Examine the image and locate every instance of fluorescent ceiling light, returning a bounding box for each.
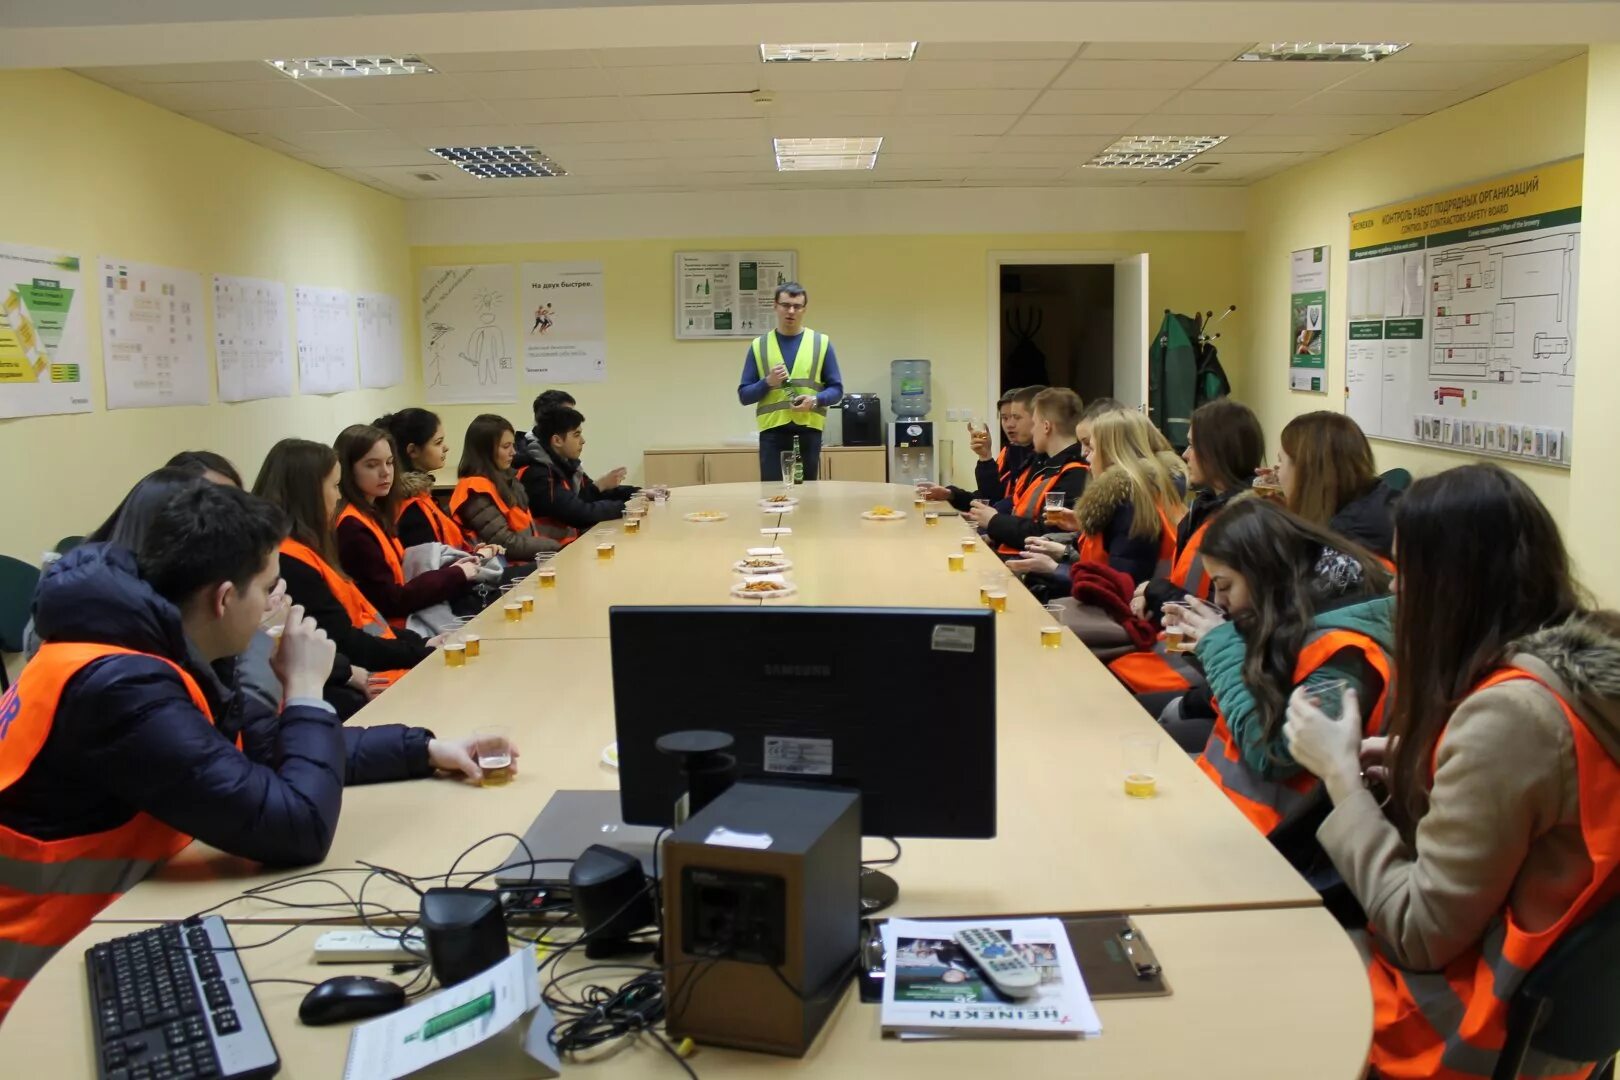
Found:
[1237,42,1408,63]
[773,137,883,171]
[1085,135,1227,170]
[430,146,566,179]
[760,42,917,63]
[267,55,435,79]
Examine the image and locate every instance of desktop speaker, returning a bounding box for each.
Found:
[662,782,861,1057]
[569,844,657,958]
[418,887,508,988]
[839,394,882,447]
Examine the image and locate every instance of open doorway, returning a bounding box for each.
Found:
[999,264,1115,400]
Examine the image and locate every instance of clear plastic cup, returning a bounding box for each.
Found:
[474,727,514,787]
[504,603,523,621]
[444,642,467,667]
[464,634,481,658]
[947,552,965,572]
[1123,734,1160,798]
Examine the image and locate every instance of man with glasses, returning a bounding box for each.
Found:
[737,282,844,480]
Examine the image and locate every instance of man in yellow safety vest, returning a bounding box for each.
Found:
[737,282,845,481]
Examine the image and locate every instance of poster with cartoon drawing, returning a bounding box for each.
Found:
[521,261,606,384]
[419,264,518,404]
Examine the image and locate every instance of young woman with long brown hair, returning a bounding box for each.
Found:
[1266,411,1398,557]
[1285,464,1620,1079]
[449,414,558,562]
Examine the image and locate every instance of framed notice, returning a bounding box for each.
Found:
[1289,247,1329,393]
[675,251,797,340]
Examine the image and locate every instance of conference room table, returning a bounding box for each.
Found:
[0,481,1373,1077]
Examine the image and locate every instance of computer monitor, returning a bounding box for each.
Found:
[609,606,996,839]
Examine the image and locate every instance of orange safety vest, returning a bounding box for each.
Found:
[520,463,581,546]
[1171,517,1217,601]
[1105,512,1222,697]
[449,476,533,534]
[1076,505,1177,581]
[336,505,409,632]
[1365,668,1620,1079]
[1197,628,1392,837]
[0,644,212,1020]
[395,491,468,549]
[278,539,406,688]
[996,460,1089,556]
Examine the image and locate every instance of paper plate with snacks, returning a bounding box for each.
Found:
[730,574,796,599]
[861,505,907,521]
[733,556,794,575]
[684,510,729,523]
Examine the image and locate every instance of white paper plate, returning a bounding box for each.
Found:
[601,742,619,768]
[758,496,799,509]
[861,510,908,521]
[734,558,794,574]
[684,511,729,523]
[759,501,797,513]
[730,574,796,599]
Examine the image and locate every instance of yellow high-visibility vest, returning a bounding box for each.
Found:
[752,328,830,432]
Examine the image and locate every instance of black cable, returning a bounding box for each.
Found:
[646,1025,700,1080]
[863,837,902,869]
[767,954,860,1005]
[443,831,534,888]
[247,978,321,990]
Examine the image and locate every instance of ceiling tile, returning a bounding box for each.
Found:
[1175,152,1312,179]
[612,64,760,95]
[965,166,1067,180]
[184,106,369,134]
[559,138,760,160]
[397,124,539,147]
[645,117,771,141]
[632,94,762,121]
[124,80,334,111]
[352,100,499,128]
[997,133,1113,156]
[76,61,284,84]
[1127,114,1262,136]
[1159,89,1315,114]
[1290,90,1458,115]
[1009,113,1141,136]
[879,152,994,170]
[300,72,477,105]
[1051,60,1221,90]
[668,156,773,174]
[904,60,1068,90]
[450,68,622,100]
[291,145,446,169]
[1078,43,1249,61]
[918,43,1081,61]
[877,114,1018,136]
[276,128,425,154]
[523,121,659,144]
[899,89,1041,115]
[491,97,636,124]
[771,91,900,117]
[760,62,909,92]
[1031,88,1178,114]
[236,132,309,156]
[1384,45,1571,64]
[592,46,760,67]
[1214,132,1361,154]
[1243,112,1408,136]
[1190,61,1362,91]
[423,50,599,72]
[880,133,1002,154]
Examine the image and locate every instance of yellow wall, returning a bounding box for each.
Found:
[0,70,416,563]
[413,232,1245,486]
[1239,57,1589,533]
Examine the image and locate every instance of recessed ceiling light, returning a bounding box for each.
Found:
[266,55,436,79]
[773,137,883,171]
[760,42,917,63]
[429,146,567,179]
[1236,42,1408,63]
[1085,135,1227,170]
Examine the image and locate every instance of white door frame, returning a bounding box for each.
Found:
[985,249,1136,423]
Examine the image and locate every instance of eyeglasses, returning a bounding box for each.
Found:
[775,301,806,312]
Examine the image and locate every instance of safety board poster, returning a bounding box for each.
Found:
[0,241,91,418]
[1345,158,1580,467]
[675,251,796,340]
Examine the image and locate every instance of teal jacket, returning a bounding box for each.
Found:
[1196,595,1395,780]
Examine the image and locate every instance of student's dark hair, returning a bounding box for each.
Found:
[90,468,212,549]
[458,414,527,507]
[997,388,1020,407]
[1386,465,1590,843]
[1188,398,1265,494]
[1200,500,1392,763]
[1031,387,1084,434]
[532,389,576,422]
[1010,384,1047,410]
[1080,396,1127,422]
[1280,411,1379,530]
[538,405,585,449]
[774,282,807,304]
[137,483,288,604]
[165,450,244,488]
[335,423,399,534]
[252,438,344,570]
[375,408,442,471]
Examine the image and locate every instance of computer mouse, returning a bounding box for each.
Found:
[298,975,407,1026]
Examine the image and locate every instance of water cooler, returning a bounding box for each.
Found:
[887,359,935,484]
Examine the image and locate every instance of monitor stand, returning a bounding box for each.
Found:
[859,868,899,914]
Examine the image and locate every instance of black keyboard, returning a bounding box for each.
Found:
[85,916,279,1080]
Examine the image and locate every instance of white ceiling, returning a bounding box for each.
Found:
[74,41,1585,199]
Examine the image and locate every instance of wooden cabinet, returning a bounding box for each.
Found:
[820,446,887,482]
[643,451,706,488]
[703,451,761,484]
[644,445,886,485]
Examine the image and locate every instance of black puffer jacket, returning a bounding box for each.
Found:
[1328,481,1398,558]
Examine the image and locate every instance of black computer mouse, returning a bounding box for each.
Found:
[298,975,407,1026]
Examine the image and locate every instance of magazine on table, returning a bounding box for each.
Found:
[878,917,1102,1039]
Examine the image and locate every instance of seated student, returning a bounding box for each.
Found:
[968,387,1089,555]
[332,423,478,626]
[449,415,560,563]
[1109,398,1266,708]
[1283,465,1620,1080]
[253,439,435,680]
[925,385,1043,511]
[519,405,625,542]
[1163,500,1392,919]
[518,389,637,501]
[375,408,486,552]
[1266,411,1398,558]
[1074,396,1126,465]
[165,449,243,487]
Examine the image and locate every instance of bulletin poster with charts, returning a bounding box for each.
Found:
[675,251,796,339]
[99,258,209,409]
[213,274,293,402]
[419,264,518,404]
[356,292,404,389]
[294,285,358,395]
[1345,157,1581,467]
[0,241,91,418]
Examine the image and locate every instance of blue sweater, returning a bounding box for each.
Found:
[737,330,844,408]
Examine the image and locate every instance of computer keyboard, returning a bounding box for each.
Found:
[85,915,280,1080]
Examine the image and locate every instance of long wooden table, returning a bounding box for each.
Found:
[0,481,1372,1076]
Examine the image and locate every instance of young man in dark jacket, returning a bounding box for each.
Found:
[970,387,1090,555]
[520,404,631,536]
[516,389,638,503]
[924,386,1042,513]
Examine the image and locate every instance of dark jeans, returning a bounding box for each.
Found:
[759,424,822,481]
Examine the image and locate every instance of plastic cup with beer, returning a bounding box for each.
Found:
[1122,734,1160,798]
[1041,625,1065,648]
[986,587,1008,614]
[960,537,977,555]
[1043,491,1067,527]
[474,726,515,787]
[597,542,616,560]
[464,633,481,658]
[519,595,535,614]
[947,551,965,572]
[503,602,523,622]
[1162,602,1193,653]
[624,516,641,534]
[444,641,467,667]
[924,512,940,527]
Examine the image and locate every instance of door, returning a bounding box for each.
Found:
[1113,253,1150,415]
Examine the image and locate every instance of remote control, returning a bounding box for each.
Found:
[953,927,1042,998]
[312,928,425,964]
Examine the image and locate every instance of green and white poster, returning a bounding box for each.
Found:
[1289,246,1329,394]
[0,241,91,418]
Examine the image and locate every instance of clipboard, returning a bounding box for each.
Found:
[857,913,1170,1004]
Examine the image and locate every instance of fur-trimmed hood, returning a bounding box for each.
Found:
[1509,613,1620,761]
[1073,453,1185,535]
[394,469,436,500]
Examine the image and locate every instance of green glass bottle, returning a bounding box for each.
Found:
[792,435,804,485]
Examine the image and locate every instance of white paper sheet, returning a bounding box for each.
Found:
[521,261,606,383]
[295,284,357,395]
[98,258,209,409]
[420,264,518,404]
[213,274,292,402]
[357,292,404,389]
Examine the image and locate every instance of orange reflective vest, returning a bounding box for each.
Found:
[1077,505,1177,581]
[996,460,1089,556]
[278,539,406,688]
[449,476,533,534]
[0,644,211,1020]
[1106,513,1222,697]
[336,505,408,632]
[1171,517,1216,601]
[1365,668,1620,1080]
[1197,628,1392,837]
[395,491,468,549]
[520,464,580,546]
